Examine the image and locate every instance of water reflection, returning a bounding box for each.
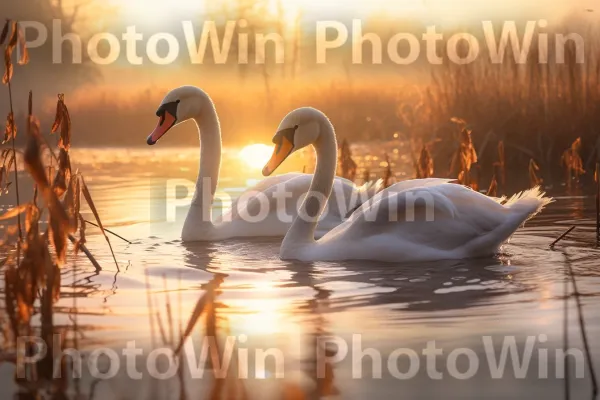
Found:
[2,148,600,399]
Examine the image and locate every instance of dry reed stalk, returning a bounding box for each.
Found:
[449,124,478,187]
[561,138,585,188]
[0,27,125,397]
[174,275,224,355]
[496,141,506,191]
[382,153,393,188]
[83,218,131,244]
[44,94,126,270]
[67,233,101,272]
[563,256,570,400]
[176,272,188,400]
[2,21,23,260]
[529,159,542,187]
[163,274,175,346]
[486,175,498,197]
[594,162,600,242]
[563,253,599,398]
[0,20,9,46]
[81,177,119,270]
[24,116,74,266]
[337,139,357,181]
[415,145,434,179]
[144,270,157,349]
[550,226,576,248]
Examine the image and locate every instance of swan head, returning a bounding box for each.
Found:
[147,86,207,145]
[262,107,326,176]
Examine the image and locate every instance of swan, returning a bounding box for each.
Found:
[146,86,379,241]
[262,107,553,262]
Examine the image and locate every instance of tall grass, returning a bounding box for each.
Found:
[412,24,600,185]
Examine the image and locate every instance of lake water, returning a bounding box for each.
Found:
[1,147,599,399]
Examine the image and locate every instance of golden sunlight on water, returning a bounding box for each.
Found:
[239,144,275,170]
[1,146,600,398]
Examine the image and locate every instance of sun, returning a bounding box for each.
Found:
[239,144,274,170]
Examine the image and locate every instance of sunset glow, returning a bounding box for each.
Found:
[239,144,274,169]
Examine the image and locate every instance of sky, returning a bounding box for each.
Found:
[70,0,597,85]
[19,0,599,112]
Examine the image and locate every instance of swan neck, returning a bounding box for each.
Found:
[192,104,222,210]
[287,119,337,243]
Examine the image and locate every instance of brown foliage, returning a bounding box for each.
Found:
[52,148,71,197]
[561,137,585,185]
[51,94,72,151]
[415,145,434,179]
[24,116,75,265]
[450,126,478,187]
[2,111,15,143]
[2,20,17,84]
[16,24,28,66]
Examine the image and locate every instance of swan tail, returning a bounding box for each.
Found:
[462,187,552,257]
[504,186,553,220]
[363,179,384,198]
[354,179,384,205]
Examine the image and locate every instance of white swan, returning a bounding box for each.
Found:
[262,107,553,262]
[146,86,379,241]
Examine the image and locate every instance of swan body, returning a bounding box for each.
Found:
[263,107,552,262]
[146,87,379,241]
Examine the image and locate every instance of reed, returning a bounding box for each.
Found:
[0,26,125,397]
[382,153,393,188]
[2,20,28,260]
[550,226,576,248]
[337,138,357,181]
[562,252,599,398]
[414,144,434,179]
[449,123,478,189]
[561,138,585,188]
[486,175,498,197]
[594,161,600,242]
[529,159,542,188]
[415,27,600,184]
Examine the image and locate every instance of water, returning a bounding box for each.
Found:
[1,147,599,399]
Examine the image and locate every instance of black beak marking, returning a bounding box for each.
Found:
[272,125,298,152]
[156,100,180,120]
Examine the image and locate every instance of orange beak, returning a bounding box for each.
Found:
[147,111,177,145]
[262,135,295,176]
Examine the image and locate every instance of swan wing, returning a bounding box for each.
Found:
[326,184,509,251]
[385,178,456,193]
